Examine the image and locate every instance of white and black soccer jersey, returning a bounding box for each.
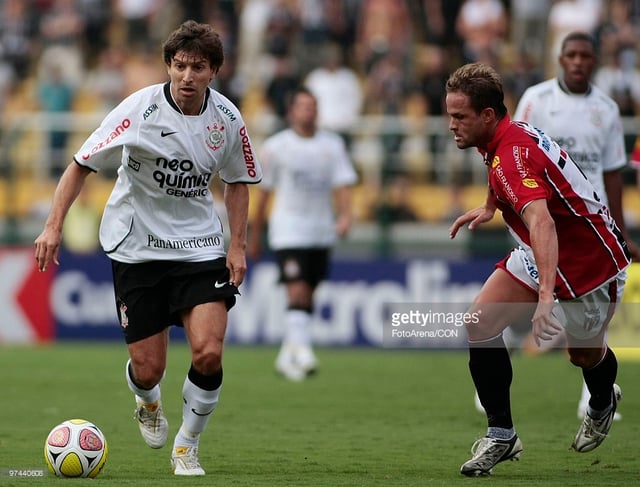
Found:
[259,129,357,249]
[74,82,262,263]
[514,79,626,206]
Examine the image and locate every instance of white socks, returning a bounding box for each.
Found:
[285,309,312,348]
[126,359,161,405]
[174,376,221,448]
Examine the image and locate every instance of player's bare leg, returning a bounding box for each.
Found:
[171,301,227,476]
[127,330,169,449]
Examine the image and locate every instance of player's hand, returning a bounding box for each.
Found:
[449,206,495,239]
[531,299,564,347]
[226,244,247,287]
[335,214,352,238]
[34,228,62,272]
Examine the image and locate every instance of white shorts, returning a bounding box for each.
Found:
[501,247,627,340]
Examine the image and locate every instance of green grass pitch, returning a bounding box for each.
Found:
[0,343,638,486]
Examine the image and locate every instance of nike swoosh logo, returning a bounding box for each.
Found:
[191,407,215,417]
[214,281,227,288]
[161,130,178,137]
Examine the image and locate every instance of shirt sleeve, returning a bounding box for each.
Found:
[330,134,358,187]
[492,146,550,215]
[218,121,263,184]
[73,99,137,171]
[601,110,627,172]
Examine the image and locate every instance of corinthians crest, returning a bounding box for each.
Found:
[206,121,225,151]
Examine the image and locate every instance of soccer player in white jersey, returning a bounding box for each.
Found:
[446,63,628,476]
[34,21,262,476]
[512,31,639,419]
[248,87,357,381]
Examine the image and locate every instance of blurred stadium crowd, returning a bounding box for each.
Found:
[1,0,640,234]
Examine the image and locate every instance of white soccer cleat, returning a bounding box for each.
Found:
[275,347,306,382]
[295,346,318,376]
[577,406,621,421]
[134,400,168,449]
[460,435,523,476]
[572,384,622,453]
[275,343,318,381]
[172,446,205,476]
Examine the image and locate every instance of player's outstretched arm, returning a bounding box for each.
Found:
[521,199,563,346]
[449,188,496,239]
[34,163,92,272]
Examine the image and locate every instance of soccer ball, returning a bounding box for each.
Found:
[44,419,108,478]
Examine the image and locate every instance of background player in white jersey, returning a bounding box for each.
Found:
[34,20,262,476]
[447,62,628,476]
[515,31,639,260]
[512,31,639,419]
[248,87,357,381]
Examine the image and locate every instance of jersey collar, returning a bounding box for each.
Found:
[557,77,592,96]
[163,82,210,115]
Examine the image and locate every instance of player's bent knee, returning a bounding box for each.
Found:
[192,349,222,376]
[132,364,165,388]
[568,349,602,369]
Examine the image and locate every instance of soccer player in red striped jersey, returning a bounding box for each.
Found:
[511,31,635,421]
[446,62,629,476]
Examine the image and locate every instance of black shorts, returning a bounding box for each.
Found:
[111,258,238,343]
[274,248,330,288]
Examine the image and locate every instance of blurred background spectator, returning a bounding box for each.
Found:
[455,0,509,66]
[37,0,86,88]
[546,0,603,76]
[0,0,36,86]
[304,42,363,148]
[36,62,76,178]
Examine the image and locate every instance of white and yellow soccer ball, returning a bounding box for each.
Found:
[44,419,108,478]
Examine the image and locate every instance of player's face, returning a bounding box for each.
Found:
[446,92,488,150]
[559,39,596,93]
[288,93,317,135]
[167,51,216,115]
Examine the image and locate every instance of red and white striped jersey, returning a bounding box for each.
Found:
[482,116,630,299]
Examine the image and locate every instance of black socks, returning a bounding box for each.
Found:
[583,347,617,412]
[469,335,514,429]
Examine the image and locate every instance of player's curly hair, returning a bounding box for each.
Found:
[162,20,224,71]
[446,63,508,118]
